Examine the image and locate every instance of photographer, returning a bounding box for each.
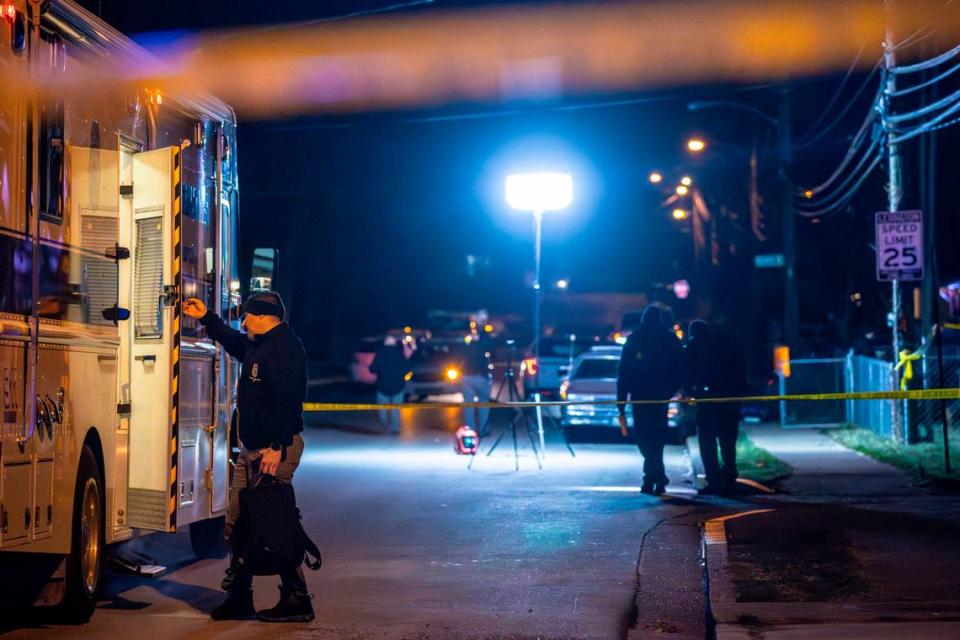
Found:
[183,291,313,623]
[460,333,493,436]
[370,335,416,434]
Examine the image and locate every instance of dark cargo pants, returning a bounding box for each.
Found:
[696,406,740,489]
[225,434,307,594]
[631,404,670,489]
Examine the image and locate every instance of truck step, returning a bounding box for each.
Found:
[107,549,167,578]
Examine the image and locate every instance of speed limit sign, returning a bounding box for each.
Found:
[876,210,923,281]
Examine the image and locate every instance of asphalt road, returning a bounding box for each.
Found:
[3,403,714,640]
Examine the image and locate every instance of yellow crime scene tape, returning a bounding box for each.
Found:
[303,387,960,412]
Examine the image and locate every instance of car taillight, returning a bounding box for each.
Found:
[522,358,538,376]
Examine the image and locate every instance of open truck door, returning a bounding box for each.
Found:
[118,141,229,544]
[118,145,183,532]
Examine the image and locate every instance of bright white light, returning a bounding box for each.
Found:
[506,172,573,212]
[648,171,663,184]
[555,278,569,290]
[680,175,693,187]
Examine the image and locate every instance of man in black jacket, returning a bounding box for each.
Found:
[685,320,746,494]
[370,335,414,434]
[183,291,313,623]
[616,306,683,495]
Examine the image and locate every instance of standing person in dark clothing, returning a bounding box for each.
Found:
[183,291,314,623]
[460,333,493,435]
[370,335,415,434]
[617,306,684,495]
[685,320,746,495]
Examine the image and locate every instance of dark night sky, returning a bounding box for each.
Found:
[77,0,960,360]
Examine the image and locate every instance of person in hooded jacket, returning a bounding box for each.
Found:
[616,306,684,494]
[685,320,746,494]
[183,291,313,623]
[370,335,416,434]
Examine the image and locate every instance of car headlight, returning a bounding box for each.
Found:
[446,367,460,381]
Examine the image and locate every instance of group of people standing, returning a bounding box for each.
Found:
[617,306,746,496]
[370,332,494,435]
[370,305,745,495]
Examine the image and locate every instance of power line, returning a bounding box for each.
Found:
[796,61,883,148]
[887,87,960,123]
[799,132,883,207]
[890,97,960,143]
[794,46,865,142]
[889,58,960,97]
[891,42,960,74]
[800,103,880,197]
[795,154,882,218]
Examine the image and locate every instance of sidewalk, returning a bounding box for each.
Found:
[744,423,919,497]
[705,423,960,639]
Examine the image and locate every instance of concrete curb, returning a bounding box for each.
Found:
[702,507,960,639]
[702,509,775,640]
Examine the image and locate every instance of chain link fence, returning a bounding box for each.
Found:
[779,358,849,429]
[910,348,960,443]
[779,350,956,442]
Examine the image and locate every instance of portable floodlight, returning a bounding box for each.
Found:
[454,425,480,455]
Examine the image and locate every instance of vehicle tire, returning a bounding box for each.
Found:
[60,445,104,623]
[189,516,228,560]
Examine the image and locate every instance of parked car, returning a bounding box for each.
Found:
[559,347,693,441]
[350,330,429,386]
[406,338,468,401]
[349,337,383,385]
[522,334,612,400]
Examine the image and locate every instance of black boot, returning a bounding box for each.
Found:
[220,558,245,592]
[210,588,255,620]
[257,586,315,623]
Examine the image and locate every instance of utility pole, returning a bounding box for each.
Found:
[779,88,798,347]
[883,5,907,444]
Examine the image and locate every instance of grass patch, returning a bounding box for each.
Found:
[828,425,960,492]
[736,433,792,485]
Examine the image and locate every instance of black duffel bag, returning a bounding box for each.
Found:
[234,475,322,576]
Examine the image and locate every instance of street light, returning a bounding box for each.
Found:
[506,171,573,457]
[648,171,663,184]
[675,184,689,196]
[672,207,689,221]
[680,175,693,187]
[687,138,706,153]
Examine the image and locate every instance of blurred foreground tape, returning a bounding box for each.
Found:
[13,0,960,118]
[303,387,960,412]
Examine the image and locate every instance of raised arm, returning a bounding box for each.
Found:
[183,297,249,361]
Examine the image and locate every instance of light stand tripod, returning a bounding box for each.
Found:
[469,342,541,471]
